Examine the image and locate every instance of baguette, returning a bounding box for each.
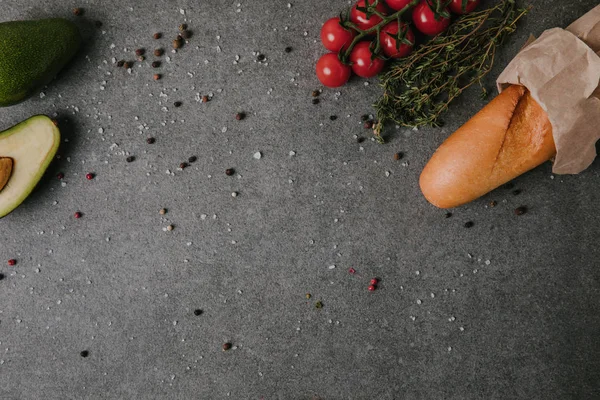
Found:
[419,85,556,208]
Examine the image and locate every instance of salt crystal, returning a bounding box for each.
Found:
[253,151,262,160]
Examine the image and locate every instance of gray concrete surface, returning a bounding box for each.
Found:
[1,0,599,399]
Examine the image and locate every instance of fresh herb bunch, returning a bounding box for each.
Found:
[373,0,529,140]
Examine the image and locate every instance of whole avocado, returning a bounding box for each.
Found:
[0,18,81,107]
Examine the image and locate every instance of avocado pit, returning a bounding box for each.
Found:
[0,157,13,192]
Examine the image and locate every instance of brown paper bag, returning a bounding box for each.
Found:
[497,5,600,174]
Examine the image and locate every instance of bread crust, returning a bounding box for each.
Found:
[419,85,556,208]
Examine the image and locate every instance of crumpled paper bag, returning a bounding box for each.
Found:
[497,4,600,174]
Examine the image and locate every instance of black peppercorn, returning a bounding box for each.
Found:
[364,121,373,129]
[154,48,164,57]
[179,162,188,169]
[126,156,135,163]
[151,61,161,68]
[445,212,452,218]
[222,342,232,351]
[116,60,125,67]
[512,189,521,196]
[311,90,320,97]
[146,137,156,144]
[394,152,403,160]
[174,101,182,107]
[361,114,370,121]
[193,309,203,316]
[284,47,292,53]
[235,112,245,121]
[0,273,4,280]
[514,206,527,216]
[329,115,337,121]
[181,30,192,39]
[135,48,145,56]
[153,32,162,39]
[257,54,265,62]
[464,221,474,228]
[357,137,365,143]
[312,98,320,105]
[188,156,197,163]
[80,350,89,358]
[225,168,235,176]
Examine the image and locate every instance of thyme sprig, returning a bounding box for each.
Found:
[373,0,529,141]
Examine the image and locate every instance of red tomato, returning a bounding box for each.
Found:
[385,0,415,11]
[449,0,480,14]
[350,0,389,30]
[349,41,385,78]
[380,22,415,58]
[412,0,450,36]
[316,53,352,87]
[320,17,357,52]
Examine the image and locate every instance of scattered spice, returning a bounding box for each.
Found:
[179,162,187,169]
[153,74,162,81]
[202,95,209,103]
[193,309,203,316]
[285,46,293,53]
[159,208,167,215]
[312,99,320,105]
[445,212,453,218]
[357,137,365,143]
[188,156,197,163]
[394,152,404,160]
[361,114,370,121]
[173,38,183,49]
[123,61,133,69]
[116,60,125,67]
[222,342,232,351]
[315,301,323,309]
[135,48,145,56]
[72,8,83,16]
[368,285,377,291]
[154,48,164,57]
[0,273,4,280]
[329,115,337,121]
[231,191,238,198]
[370,278,379,285]
[514,206,527,216]
[178,23,188,31]
[51,119,59,127]
[364,121,373,129]
[305,293,311,299]
[126,156,135,162]
[512,189,521,196]
[80,350,89,358]
[85,173,94,180]
[174,101,182,107]
[311,90,320,97]
[464,221,474,228]
[151,61,161,68]
[137,55,145,62]
[181,30,192,39]
[57,172,65,180]
[153,32,162,39]
[166,224,174,231]
[225,168,235,176]
[146,137,156,144]
[256,54,265,62]
[490,200,498,207]
[74,211,82,219]
[348,268,356,274]
[7,259,16,266]
[235,112,245,121]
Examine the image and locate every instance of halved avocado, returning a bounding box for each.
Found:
[0,115,60,218]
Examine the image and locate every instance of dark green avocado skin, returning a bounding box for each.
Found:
[0,18,81,107]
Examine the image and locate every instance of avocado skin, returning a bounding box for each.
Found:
[0,18,81,107]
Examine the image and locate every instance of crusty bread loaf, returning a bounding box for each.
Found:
[419,85,556,208]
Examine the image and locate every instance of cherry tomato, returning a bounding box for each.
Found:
[385,0,415,11]
[349,41,386,78]
[449,0,480,14]
[316,53,352,88]
[320,17,357,53]
[380,22,415,58]
[350,0,389,30]
[412,0,450,36]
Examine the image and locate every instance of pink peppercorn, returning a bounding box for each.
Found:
[368,284,377,292]
[74,212,82,219]
[348,268,356,274]
[57,172,65,180]
[370,278,378,285]
[7,259,16,266]
[85,173,94,180]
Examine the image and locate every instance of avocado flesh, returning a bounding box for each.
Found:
[0,115,60,217]
[0,18,81,107]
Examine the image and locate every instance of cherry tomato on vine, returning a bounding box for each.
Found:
[412,0,450,36]
[349,41,386,78]
[316,53,352,88]
[321,17,357,52]
[449,0,480,14]
[380,22,415,58]
[350,0,389,31]
[385,0,415,11]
